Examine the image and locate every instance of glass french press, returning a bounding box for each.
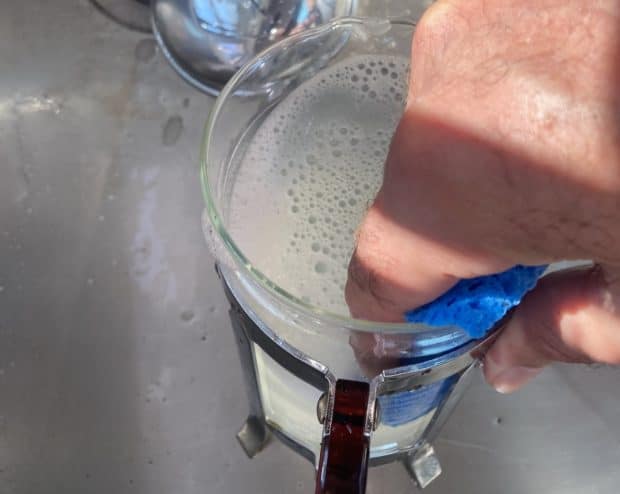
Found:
[201,18,499,492]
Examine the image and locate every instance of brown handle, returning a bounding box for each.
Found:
[315,380,370,494]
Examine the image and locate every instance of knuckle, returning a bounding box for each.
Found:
[367,269,401,312]
[417,1,469,41]
[347,252,371,294]
[418,1,453,34]
[347,245,400,312]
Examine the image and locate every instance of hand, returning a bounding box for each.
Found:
[345,0,620,392]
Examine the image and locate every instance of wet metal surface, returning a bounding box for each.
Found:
[1,1,619,493]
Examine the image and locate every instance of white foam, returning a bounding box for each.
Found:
[228,55,408,315]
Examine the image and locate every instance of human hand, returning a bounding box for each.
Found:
[346,0,620,392]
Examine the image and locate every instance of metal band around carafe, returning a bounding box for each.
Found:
[220,263,500,434]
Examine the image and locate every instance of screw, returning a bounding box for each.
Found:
[317,392,328,424]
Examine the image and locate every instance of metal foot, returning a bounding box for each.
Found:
[405,442,442,489]
[236,415,270,458]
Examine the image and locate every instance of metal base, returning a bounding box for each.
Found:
[151,0,358,96]
[236,416,443,490]
[237,415,271,458]
[405,442,442,489]
[220,266,444,489]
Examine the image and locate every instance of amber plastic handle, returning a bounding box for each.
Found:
[315,380,370,494]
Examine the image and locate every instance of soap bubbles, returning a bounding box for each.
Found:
[229,54,409,314]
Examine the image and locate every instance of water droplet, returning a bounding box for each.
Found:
[181,309,194,321]
[312,242,321,252]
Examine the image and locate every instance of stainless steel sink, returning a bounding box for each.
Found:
[1,1,619,493]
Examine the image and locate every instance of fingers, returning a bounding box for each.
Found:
[484,264,620,393]
[345,202,461,322]
[344,178,511,322]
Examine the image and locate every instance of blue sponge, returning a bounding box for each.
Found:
[405,265,547,338]
[377,265,546,428]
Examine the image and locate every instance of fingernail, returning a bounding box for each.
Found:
[490,366,542,394]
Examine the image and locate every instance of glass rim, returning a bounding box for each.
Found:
[200,17,459,334]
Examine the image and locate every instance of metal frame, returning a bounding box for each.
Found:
[218,265,497,487]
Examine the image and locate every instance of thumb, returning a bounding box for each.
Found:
[484,264,620,394]
[345,203,460,322]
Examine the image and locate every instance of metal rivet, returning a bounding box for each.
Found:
[317,392,328,424]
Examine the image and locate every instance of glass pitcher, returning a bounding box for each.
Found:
[201,17,500,492]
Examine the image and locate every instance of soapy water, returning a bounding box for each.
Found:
[229,55,409,316]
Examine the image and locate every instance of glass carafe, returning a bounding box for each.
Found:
[201,18,499,492]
